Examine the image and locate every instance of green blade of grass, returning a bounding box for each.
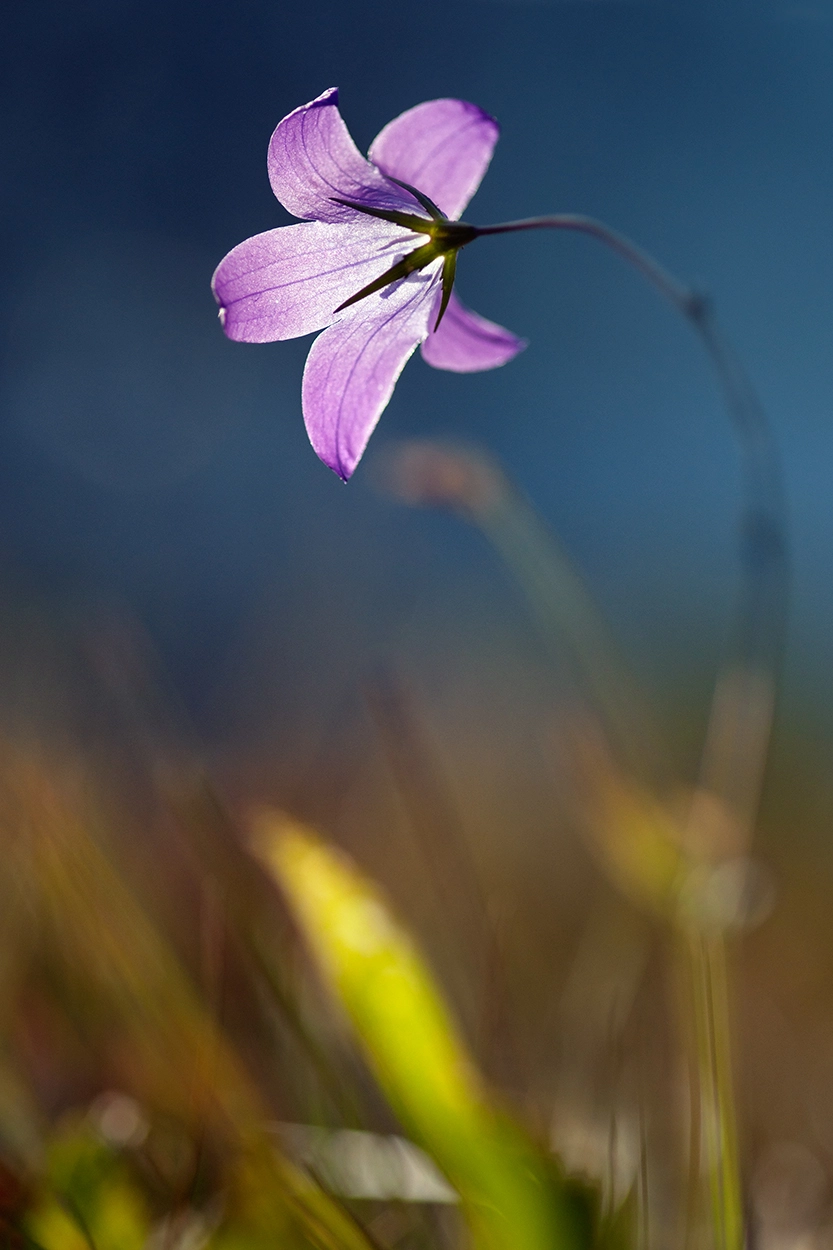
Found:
[255,814,594,1250]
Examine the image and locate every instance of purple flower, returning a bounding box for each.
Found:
[212,88,525,480]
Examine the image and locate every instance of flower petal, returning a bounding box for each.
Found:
[368,99,499,221]
[302,269,440,480]
[268,87,422,225]
[420,290,526,373]
[212,220,425,343]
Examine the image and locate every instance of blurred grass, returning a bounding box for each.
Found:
[255,814,602,1250]
[0,438,826,1247]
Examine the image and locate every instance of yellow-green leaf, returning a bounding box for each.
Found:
[255,814,592,1250]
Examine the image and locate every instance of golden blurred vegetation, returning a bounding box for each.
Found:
[0,443,829,1249]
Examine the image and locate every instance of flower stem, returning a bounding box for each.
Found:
[479,212,789,1250]
[476,215,695,314]
[477,211,788,848]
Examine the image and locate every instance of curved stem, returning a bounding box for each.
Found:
[477,212,789,1250]
[476,212,789,846]
[476,215,695,314]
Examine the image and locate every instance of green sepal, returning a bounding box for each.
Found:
[333,240,440,313]
[329,198,435,234]
[384,175,447,221]
[434,251,457,331]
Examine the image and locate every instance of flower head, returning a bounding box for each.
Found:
[212,88,525,480]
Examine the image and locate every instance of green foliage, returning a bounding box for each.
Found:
[23,1117,150,1250]
[257,816,611,1250]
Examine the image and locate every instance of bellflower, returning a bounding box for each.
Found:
[212,88,525,480]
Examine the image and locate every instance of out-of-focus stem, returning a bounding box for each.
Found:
[683,929,743,1250]
[381,440,663,785]
[477,484,660,783]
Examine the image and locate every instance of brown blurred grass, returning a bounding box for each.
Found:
[0,456,827,1247]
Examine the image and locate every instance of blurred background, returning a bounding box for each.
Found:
[3,0,833,1245]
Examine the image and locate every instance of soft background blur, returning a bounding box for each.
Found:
[3,0,833,1239]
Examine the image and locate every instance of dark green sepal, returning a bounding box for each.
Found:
[330,198,435,234]
[434,251,457,331]
[383,176,446,221]
[333,240,440,313]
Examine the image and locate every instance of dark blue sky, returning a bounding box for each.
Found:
[2,0,833,747]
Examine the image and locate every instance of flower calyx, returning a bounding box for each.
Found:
[330,180,479,330]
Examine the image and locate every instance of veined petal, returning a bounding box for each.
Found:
[268,87,422,225]
[368,99,499,221]
[212,220,424,343]
[420,290,526,373]
[303,269,440,480]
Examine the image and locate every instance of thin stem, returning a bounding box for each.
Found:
[476,211,788,846]
[475,480,660,782]
[476,212,789,1250]
[684,929,744,1250]
[475,215,695,314]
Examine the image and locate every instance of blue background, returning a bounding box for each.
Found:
[2,0,832,774]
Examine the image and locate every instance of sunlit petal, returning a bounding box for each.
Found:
[212,220,422,342]
[268,88,421,224]
[369,99,499,221]
[420,290,525,372]
[302,268,440,480]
